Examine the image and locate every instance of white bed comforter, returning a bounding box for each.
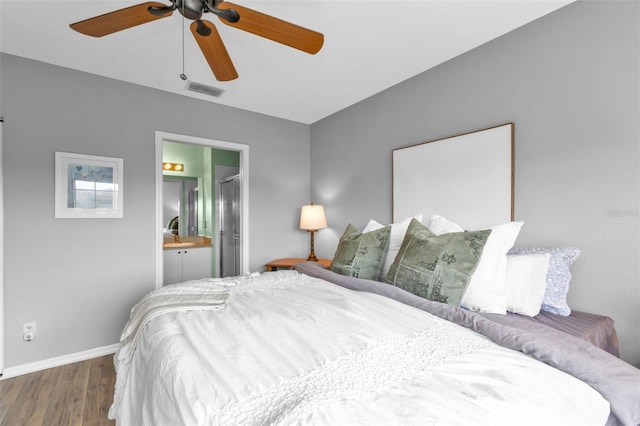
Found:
[110,271,610,426]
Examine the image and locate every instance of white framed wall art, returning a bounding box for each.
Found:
[55,151,124,218]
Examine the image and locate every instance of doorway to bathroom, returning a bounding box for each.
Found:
[155,131,249,288]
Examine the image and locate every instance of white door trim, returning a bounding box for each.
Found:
[155,131,250,288]
[0,118,5,374]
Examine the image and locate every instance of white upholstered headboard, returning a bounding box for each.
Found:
[393,123,514,229]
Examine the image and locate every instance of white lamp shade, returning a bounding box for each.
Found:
[299,204,327,230]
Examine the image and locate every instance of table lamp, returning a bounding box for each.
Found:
[299,202,327,261]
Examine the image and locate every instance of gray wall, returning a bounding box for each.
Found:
[310,1,640,366]
[1,53,311,367]
[2,0,638,371]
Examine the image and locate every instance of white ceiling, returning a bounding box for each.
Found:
[1,0,572,124]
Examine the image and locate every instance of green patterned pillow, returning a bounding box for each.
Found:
[384,219,491,306]
[330,224,391,280]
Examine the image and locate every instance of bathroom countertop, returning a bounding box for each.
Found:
[163,236,212,250]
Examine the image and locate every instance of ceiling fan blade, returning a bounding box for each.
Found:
[191,20,238,81]
[70,2,173,37]
[216,2,323,54]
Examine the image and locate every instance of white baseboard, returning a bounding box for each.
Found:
[0,343,119,380]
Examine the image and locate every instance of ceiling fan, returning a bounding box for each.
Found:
[70,0,324,81]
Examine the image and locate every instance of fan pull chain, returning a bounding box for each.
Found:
[180,3,187,81]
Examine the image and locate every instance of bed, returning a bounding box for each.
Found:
[108,268,639,425]
[296,262,639,421]
[109,124,639,425]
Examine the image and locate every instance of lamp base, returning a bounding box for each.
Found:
[306,230,319,262]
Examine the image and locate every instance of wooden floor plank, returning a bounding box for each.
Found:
[0,355,116,426]
[59,360,91,426]
[97,357,116,422]
[4,370,42,425]
[82,356,105,423]
[42,361,76,426]
[0,373,26,424]
[22,367,59,426]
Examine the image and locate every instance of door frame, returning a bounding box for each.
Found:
[0,118,5,374]
[155,131,250,288]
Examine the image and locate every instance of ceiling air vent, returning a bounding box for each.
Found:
[186,81,225,98]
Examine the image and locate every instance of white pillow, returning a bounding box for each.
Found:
[364,214,423,280]
[505,253,551,317]
[427,214,464,235]
[426,214,523,314]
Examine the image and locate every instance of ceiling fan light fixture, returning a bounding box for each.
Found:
[69,0,323,81]
[176,0,204,20]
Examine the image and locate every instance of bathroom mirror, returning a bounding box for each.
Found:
[163,176,200,237]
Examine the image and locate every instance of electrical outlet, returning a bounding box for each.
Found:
[23,322,36,342]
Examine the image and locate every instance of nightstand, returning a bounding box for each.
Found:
[266,258,331,272]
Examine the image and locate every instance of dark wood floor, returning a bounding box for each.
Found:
[0,354,116,426]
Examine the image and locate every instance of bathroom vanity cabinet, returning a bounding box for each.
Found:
[163,246,212,285]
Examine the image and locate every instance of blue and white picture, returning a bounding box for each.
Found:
[67,163,115,209]
[55,152,123,218]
